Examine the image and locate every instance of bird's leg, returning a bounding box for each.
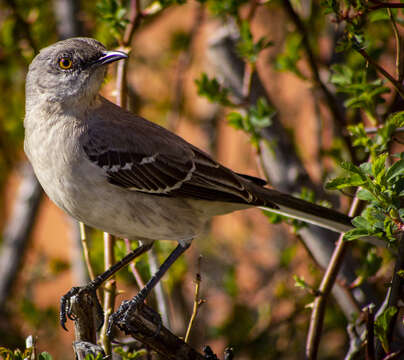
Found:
[60,242,153,330]
[107,242,191,336]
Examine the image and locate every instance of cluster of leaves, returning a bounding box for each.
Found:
[228,98,276,147]
[326,113,404,243]
[195,73,235,107]
[374,306,398,353]
[274,33,305,79]
[331,64,390,123]
[0,347,52,360]
[237,21,273,63]
[96,0,129,41]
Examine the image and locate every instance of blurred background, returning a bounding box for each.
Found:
[0,0,402,359]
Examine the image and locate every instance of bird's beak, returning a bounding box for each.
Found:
[92,50,128,66]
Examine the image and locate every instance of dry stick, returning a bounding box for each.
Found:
[184,256,205,343]
[100,233,117,356]
[305,194,361,360]
[80,222,96,281]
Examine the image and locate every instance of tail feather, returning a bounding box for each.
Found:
[255,187,353,233]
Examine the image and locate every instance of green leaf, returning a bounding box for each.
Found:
[372,153,387,181]
[340,160,366,179]
[343,228,371,241]
[39,352,53,360]
[386,159,404,182]
[325,174,366,189]
[357,189,377,202]
[195,73,233,106]
[352,215,372,231]
[227,112,244,130]
[374,306,398,353]
[293,275,313,293]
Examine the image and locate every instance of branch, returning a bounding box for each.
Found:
[184,256,205,343]
[116,303,206,360]
[305,194,362,360]
[99,233,117,355]
[375,232,404,357]
[283,0,347,128]
[355,47,404,100]
[369,2,404,10]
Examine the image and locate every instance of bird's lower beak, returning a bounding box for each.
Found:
[93,50,128,66]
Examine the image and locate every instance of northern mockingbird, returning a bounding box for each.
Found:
[25,37,353,334]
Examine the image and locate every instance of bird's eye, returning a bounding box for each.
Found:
[59,58,73,70]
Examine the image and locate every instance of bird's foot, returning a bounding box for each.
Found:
[60,285,103,331]
[107,294,162,338]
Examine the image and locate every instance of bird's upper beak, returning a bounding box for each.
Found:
[92,50,128,66]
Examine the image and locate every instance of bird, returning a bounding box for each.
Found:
[24,37,354,334]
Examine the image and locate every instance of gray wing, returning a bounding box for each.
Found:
[82,97,270,205]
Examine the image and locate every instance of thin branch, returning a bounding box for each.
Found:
[364,127,404,134]
[387,8,403,83]
[355,47,404,100]
[99,233,117,356]
[364,304,376,360]
[369,2,404,11]
[148,247,171,328]
[124,238,145,289]
[283,0,347,128]
[184,256,205,343]
[80,222,96,282]
[306,194,362,360]
[123,0,143,46]
[382,233,404,351]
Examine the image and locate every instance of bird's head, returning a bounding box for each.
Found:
[25,37,127,109]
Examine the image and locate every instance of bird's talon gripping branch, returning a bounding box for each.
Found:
[59,285,104,331]
[107,295,146,337]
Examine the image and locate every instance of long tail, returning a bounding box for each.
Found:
[255,187,353,233]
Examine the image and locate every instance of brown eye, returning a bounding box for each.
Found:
[59,58,73,70]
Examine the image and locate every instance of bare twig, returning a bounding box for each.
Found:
[387,9,403,83]
[148,247,171,328]
[356,47,404,100]
[375,232,404,357]
[364,304,376,360]
[184,256,205,343]
[80,222,96,282]
[100,233,117,356]
[306,194,362,360]
[364,127,404,134]
[369,2,404,11]
[124,238,146,289]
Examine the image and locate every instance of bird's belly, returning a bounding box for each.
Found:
[46,168,203,243]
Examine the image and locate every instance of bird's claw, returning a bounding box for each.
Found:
[107,293,162,338]
[60,285,103,331]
